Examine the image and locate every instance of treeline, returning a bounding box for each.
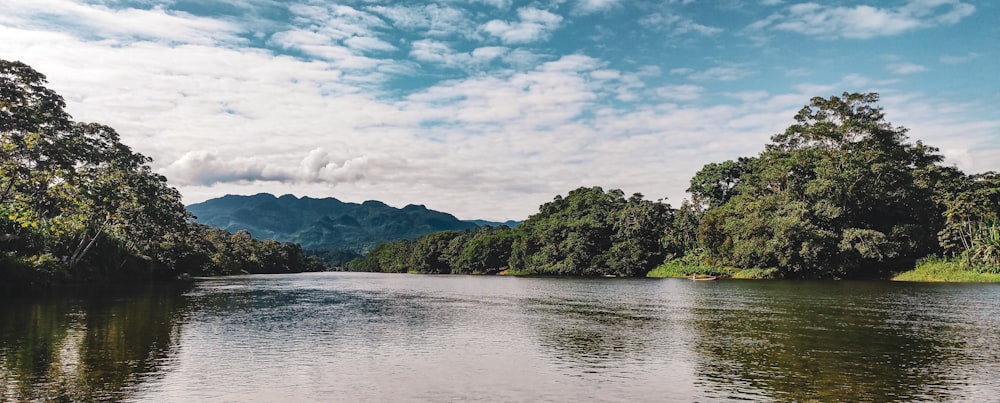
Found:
[350,92,999,279]
[1,60,323,287]
[347,187,696,276]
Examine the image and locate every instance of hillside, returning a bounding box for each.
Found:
[187,193,487,254]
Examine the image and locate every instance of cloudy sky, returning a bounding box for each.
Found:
[1,0,997,220]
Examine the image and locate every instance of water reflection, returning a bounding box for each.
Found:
[0,286,188,401]
[688,281,971,401]
[515,278,695,391]
[5,274,1000,402]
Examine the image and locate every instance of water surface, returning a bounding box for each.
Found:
[2,273,999,401]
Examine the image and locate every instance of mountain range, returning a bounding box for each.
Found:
[186,193,517,255]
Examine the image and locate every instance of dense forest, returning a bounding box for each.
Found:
[1,60,324,288]
[349,93,999,279]
[3,60,997,284]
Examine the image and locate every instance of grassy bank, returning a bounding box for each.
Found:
[892,257,1000,283]
[646,260,778,279]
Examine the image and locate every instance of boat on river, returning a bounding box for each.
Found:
[690,275,717,281]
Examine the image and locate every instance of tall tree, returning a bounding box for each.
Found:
[700,92,948,278]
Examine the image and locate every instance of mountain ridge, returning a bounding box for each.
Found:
[186,193,518,255]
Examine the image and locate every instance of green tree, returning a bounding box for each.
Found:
[1,59,324,285]
[453,226,515,274]
[700,92,948,278]
[409,231,464,274]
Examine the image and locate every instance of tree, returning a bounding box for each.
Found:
[937,172,1000,270]
[688,158,751,208]
[453,226,515,274]
[607,193,672,276]
[2,59,326,285]
[699,92,948,278]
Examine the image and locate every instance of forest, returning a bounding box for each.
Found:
[348,93,999,280]
[1,60,324,288]
[3,59,997,285]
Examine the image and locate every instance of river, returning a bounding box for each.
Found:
[2,272,999,401]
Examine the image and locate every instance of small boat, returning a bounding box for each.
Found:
[690,275,717,281]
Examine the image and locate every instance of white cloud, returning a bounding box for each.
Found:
[575,0,623,15]
[410,39,469,67]
[344,36,397,53]
[368,4,477,39]
[939,52,981,64]
[409,41,521,71]
[482,7,563,44]
[752,0,975,39]
[0,0,244,45]
[1,2,996,221]
[655,84,704,101]
[673,64,754,81]
[886,62,927,75]
[640,13,723,36]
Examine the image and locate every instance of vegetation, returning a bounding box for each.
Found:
[345,225,515,275]
[3,59,996,283]
[893,256,1000,283]
[1,60,324,288]
[350,187,683,277]
[186,193,481,264]
[350,92,998,280]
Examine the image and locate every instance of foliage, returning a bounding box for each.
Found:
[186,193,479,255]
[892,256,1000,283]
[508,187,673,276]
[349,187,678,277]
[646,258,717,278]
[345,239,414,273]
[935,172,1000,271]
[452,226,516,274]
[696,92,949,278]
[1,59,323,287]
[730,267,780,280]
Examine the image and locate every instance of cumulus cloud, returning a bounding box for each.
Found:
[368,4,477,39]
[482,7,563,44]
[162,151,290,186]
[751,0,975,39]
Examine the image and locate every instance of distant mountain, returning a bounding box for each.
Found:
[187,193,482,254]
[463,219,521,228]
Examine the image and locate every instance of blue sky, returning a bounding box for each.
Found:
[1,0,997,220]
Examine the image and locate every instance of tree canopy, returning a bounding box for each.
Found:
[4,59,995,283]
[1,60,324,287]
[349,92,998,279]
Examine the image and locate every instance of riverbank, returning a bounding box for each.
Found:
[892,257,1000,283]
[645,260,778,279]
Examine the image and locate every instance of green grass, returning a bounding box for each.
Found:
[646,259,778,280]
[646,260,714,278]
[729,267,779,279]
[893,257,1000,283]
[497,268,535,276]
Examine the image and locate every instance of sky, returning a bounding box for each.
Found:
[1,0,998,220]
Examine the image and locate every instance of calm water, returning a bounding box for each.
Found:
[3,273,1000,402]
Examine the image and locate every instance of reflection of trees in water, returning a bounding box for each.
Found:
[0,286,189,401]
[522,295,665,373]
[689,282,967,401]
[186,280,457,349]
